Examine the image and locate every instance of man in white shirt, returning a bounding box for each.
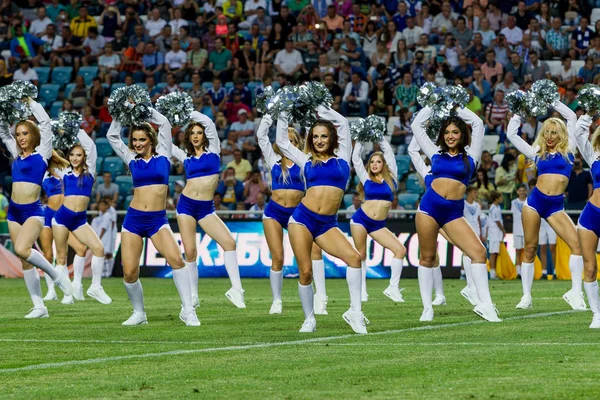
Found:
[500,15,523,47]
[342,72,369,117]
[345,194,361,215]
[30,7,53,37]
[243,0,267,17]
[13,59,39,85]
[274,40,304,78]
[169,8,188,36]
[229,109,254,138]
[98,43,121,84]
[416,34,437,64]
[41,24,63,65]
[145,8,167,39]
[401,16,424,50]
[431,1,457,39]
[82,27,106,66]
[165,37,188,81]
[91,198,118,277]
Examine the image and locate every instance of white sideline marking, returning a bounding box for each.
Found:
[0,310,577,373]
[0,339,228,345]
[312,342,596,347]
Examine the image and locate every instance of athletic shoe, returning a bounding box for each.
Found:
[432,295,447,306]
[342,309,369,334]
[383,286,405,302]
[516,294,533,309]
[225,287,246,309]
[43,288,58,301]
[460,286,481,306]
[61,295,74,304]
[87,285,113,305]
[489,269,498,280]
[474,303,502,322]
[54,269,73,296]
[269,299,282,314]
[420,308,434,322]
[122,311,148,326]
[314,293,328,315]
[192,296,200,308]
[299,317,316,333]
[73,284,85,301]
[24,307,49,319]
[179,307,201,327]
[590,314,600,329]
[361,290,369,303]
[563,290,587,311]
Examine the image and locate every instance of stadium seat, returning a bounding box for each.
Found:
[396,158,410,178]
[123,194,134,210]
[64,83,76,99]
[592,8,600,25]
[51,67,73,87]
[397,193,420,210]
[271,82,281,91]
[49,101,63,118]
[343,193,354,208]
[111,83,125,92]
[396,154,411,164]
[78,66,98,86]
[38,84,60,105]
[168,175,184,195]
[33,67,50,85]
[156,82,168,91]
[115,175,134,197]
[224,81,234,90]
[3,175,12,190]
[96,138,114,158]
[137,83,147,89]
[406,173,425,195]
[493,153,504,165]
[179,82,193,91]
[102,156,124,176]
[96,156,103,174]
[483,135,500,155]
[202,82,213,91]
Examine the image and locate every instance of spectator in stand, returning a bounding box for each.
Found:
[81,105,97,136]
[244,170,267,208]
[165,37,188,81]
[481,49,503,90]
[369,77,394,117]
[229,108,254,139]
[223,0,243,22]
[392,108,413,149]
[323,73,342,111]
[345,194,361,214]
[578,57,600,84]
[0,61,13,86]
[439,34,462,69]
[214,193,229,214]
[91,172,119,210]
[524,51,551,82]
[225,90,252,123]
[217,167,245,210]
[12,59,38,85]
[454,53,475,85]
[70,6,97,39]
[348,3,367,33]
[111,29,128,55]
[470,68,492,106]
[98,43,120,85]
[505,51,526,85]
[145,8,167,39]
[322,5,344,31]
[82,27,105,66]
[512,1,533,30]
[410,50,429,87]
[99,6,121,40]
[162,72,182,94]
[89,77,106,117]
[233,40,256,81]
[475,18,497,48]
[391,39,412,70]
[485,90,509,140]
[156,25,173,54]
[301,40,319,75]
[69,75,88,109]
[495,153,518,209]
[249,192,266,218]
[543,17,570,60]
[588,36,600,64]
[228,79,252,108]
[244,8,272,36]
[119,41,145,82]
[208,77,228,110]
[566,154,593,210]
[9,24,44,68]
[571,17,594,60]
[41,24,63,65]
[515,33,537,63]
[274,39,304,81]
[486,2,508,32]
[451,17,473,50]
[402,16,424,50]
[465,87,483,117]
[416,34,436,64]
[141,41,164,83]
[525,17,546,52]
[128,24,151,50]
[46,0,65,23]
[341,37,367,72]
[30,7,52,37]
[342,72,369,117]
[209,37,233,82]
[431,1,457,43]
[169,8,189,34]
[492,33,511,67]
[556,55,578,88]
[395,71,418,113]
[495,71,519,96]
[227,149,253,182]
[500,15,523,46]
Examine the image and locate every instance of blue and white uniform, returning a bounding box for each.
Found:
[506,102,577,219]
[574,115,600,237]
[41,173,63,228]
[257,115,305,229]
[411,106,484,227]
[107,109,173,238]
[172,111,221,222]
[350,140,397,233]
[275,106,351,239]
[0,101,52,226]
[52,130,97,232]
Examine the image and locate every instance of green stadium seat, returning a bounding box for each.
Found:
[39,84,60,105]
[64,83,76,99]
[34,67,50,85]
[77,66,98,85]
[397,193,420,210]
[96,156,103,174]
[50,101,63,118]
[51,67,73,86]
[115,175,134,197]
[179,82,193,91]
[123,194,134,210]
[95,138,114,158]
[102,156,124,177]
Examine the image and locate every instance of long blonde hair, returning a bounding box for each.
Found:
[532,117,571,159]
[356,151,396,201]
[273,127,304,184]
[15,120,69,170]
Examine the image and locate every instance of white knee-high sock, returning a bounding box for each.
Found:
[463,255,475,289]
[185,260,198,300]
[433,266,444,297]
[23,268,44,308]
[270,269,283,301]
[312,259,327,296]
[418,266,433,309]
[346,267,362,313]
[173,266,192,310]
[521,262,534,296]
[124,280,144,312]
[390,257,403,288]
[585,281,600,315]
[361,260,367,293]
[570,255,584,294]
[44,269,55,290]
[91,256,104,287]
[224,250,242,290]
[26,249,58,280]
[471,263,493,304]
[298,282,314,319]
[73,255,86,287]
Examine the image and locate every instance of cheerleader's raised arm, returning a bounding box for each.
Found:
[257,114,279,170]
[0,122,17,158]
[410,106,439,159]
[107,120,135,165]
[575,114,596,166]
[351,142,368,184]
[76,129,97,176]
[317,105,351,161]
[379,138,398,179]
[507,115,538,160]
[30,100,53,160]
[276,111,309,168]
[408,136,430,179]
[552,100,577,150]
[457,106,484,163]
[150,108,173,159]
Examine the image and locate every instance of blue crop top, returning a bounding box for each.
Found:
[12,153,48,185]
[130,155,170,188]
[430,153,476,186]
[424,174,434,189]
[63,172,95,197]
[364,179,396,202]
[591,161,600,190]
[536,153,574,178]
[183,152,221,180]
[271,163,305,192]
[304,158,349,191]
[42,175,63,197]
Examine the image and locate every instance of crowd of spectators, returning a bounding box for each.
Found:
[0,0,598,217]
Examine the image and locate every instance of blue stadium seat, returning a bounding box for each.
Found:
[3,175,12,189]
[64,83,76,99]
[395,154,411,163]
[397,193,420,210]
[77,66,98,86]
[156,82,168,91]
[343,193,354,208]
[202,82,213,91]
[168,175,184,195]
[34,67,50,85]
[96,156,103,174]
[38,84,60,105]
[49,101,63,118]
[179,82,193,91]
[122,137,128,146]
[102,156,124,176]
[96,138,114,158]
[396,158,411,178]
[224,81,234,90]
[406,173,425,195]
[123,194,134,210]
[51,67,73,87]
[115,175,133,197]
[110,83,125,92]
[271,82,281,91]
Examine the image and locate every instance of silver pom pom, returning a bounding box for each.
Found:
[364,115,386,142]
[577,84,600,113]
[531,79,559,105]
[155,91,194,126]
[443,85,469,108]
[301,81,334,110]
[52,111,82,151]
[416,83,467,138]
[256,85,276,115]
[349,118,366,140]
[417,82,440,107]
[0,86,31,123]
[506,90,533,118]
[108,85,152,126]
[11,80,38,100]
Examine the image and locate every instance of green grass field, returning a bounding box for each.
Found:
[0,277,598,399]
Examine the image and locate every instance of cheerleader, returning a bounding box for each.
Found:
[507,102,585,310]
[0,99,73,318]
[107,109,199,326]
[171,111,245,309]
[574,114,600,327]
[51,130,112,304]
[276,107,367,333]
[411,106,499,322]
[256,114,304,314]
[351,138,406,303]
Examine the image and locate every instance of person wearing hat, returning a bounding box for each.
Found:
[224,90,252,123]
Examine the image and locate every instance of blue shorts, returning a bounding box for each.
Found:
[525,187,564,219]
[44,207,57,228]
[418,188,464,227]
[578,202,600,237]
[52,206,88,231]
[122,207,169,238]
[263,200,295,229]
[176,194,215,222]
[350,207,386,234]
[7,200,44,225]
[289,203,337,239]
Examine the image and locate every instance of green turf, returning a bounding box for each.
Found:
[0,277,598,399]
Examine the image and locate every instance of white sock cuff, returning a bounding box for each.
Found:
[270,269,282,275]
[185,260,197,268]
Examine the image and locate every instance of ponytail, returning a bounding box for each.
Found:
[49,150,70,171]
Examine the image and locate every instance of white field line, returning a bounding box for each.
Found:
[311,342,597,347]
[0,310,577,374]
